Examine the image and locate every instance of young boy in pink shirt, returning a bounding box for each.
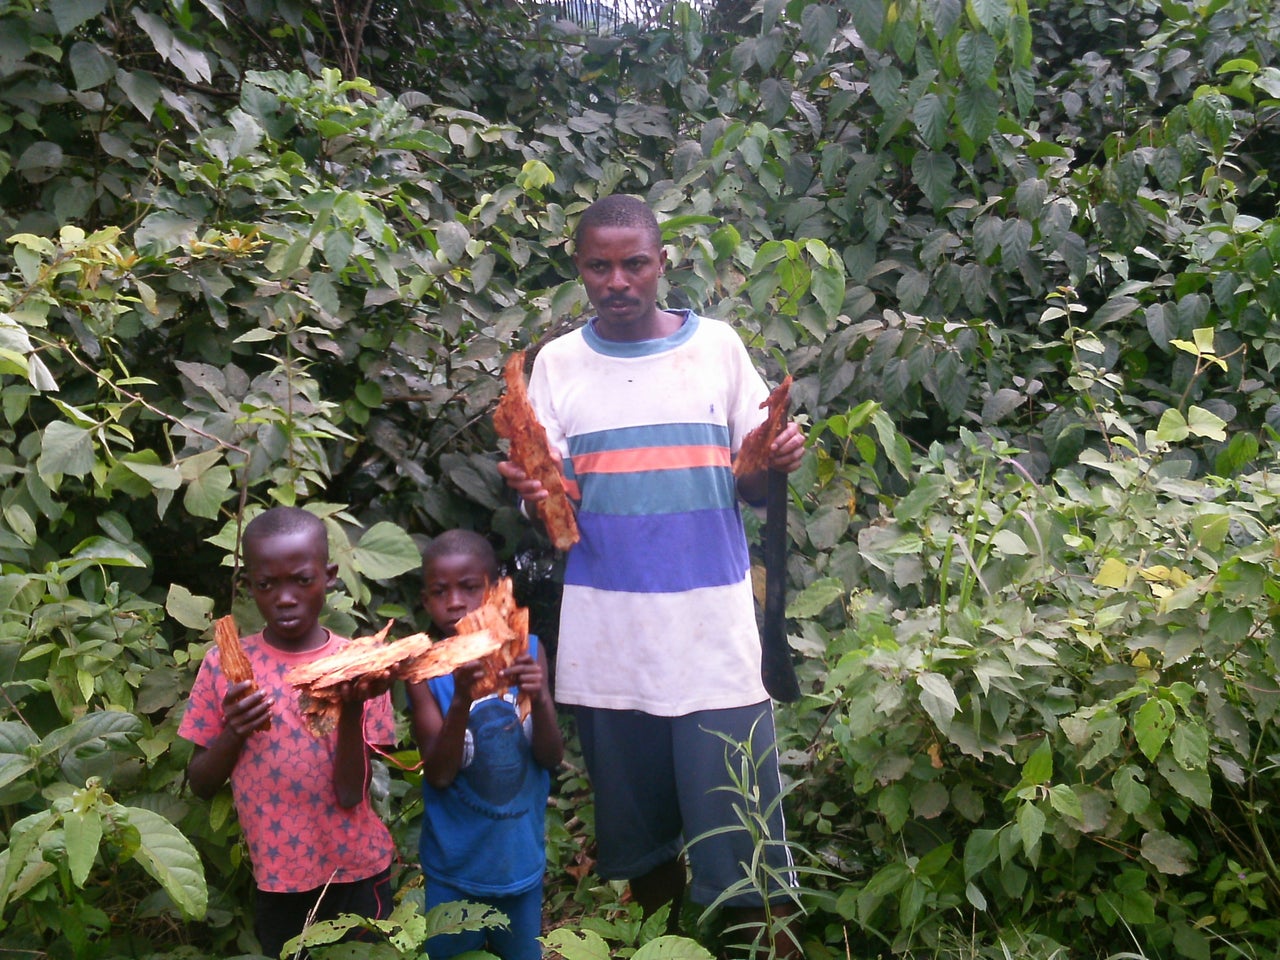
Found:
[179,507,395,956]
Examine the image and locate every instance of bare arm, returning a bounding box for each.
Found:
[735,422,806,505]
[503,646,564,771]
[186,680,273,800]
[332,675,392,809]
[407,662,487,791]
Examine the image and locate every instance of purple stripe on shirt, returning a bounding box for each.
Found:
[565,509,750,593]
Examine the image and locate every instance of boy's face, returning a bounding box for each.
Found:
[243,529,337,651]
[574,224,667,342]
[422,553,490,637]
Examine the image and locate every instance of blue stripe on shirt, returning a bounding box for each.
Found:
[578,466,738,515]
[565,509,750,593]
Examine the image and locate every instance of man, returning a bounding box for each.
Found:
[498,194,804,955]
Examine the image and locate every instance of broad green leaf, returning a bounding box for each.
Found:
[1133,698,1175,761]
[632,936,716,959]
[956,31,997,82]
[1214,431,1258,477]
[353,521,422,580]
[1047,784,1083,820]
[800,3,838,54]
[918,672,959,727]
[1092,557,1130,588]
[52,0,106,33]
[877,783,910,832]
[1171,720,1209,770]
[1186,405,1227,440]
[166,584,215,631]
[1157,755,1211,807]
[786,577,844,618]
[69,41,113,90]
[68,535,147,568]
[125,806,207,919]
[811,263,845,319]
[1155,408,1188,442]
[63,808,102,887]
[1113,765,1152,816]
[541,928,611,960]
[1140,830,1194,875]
[895,474,949,521]
[990,529,1029,556]
[1016,801,1044,856]
[912,93,949,150]
[38,421,95,480]
[40,711,141,760]
[1021,738,1052,785]
[1090,295,1141,330]
[121,458,183,490]
[0,810,57,913]
[955,84,998,144]
[969,0,1005,31]
[115,68,163,119]
[183,465,233,519]
[963,828,1000,880]
[0,754,36,792]
[911,150,956,209]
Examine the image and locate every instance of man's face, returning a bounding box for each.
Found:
[574,224,668,342]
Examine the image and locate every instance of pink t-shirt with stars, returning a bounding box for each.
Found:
[179,631,396,893]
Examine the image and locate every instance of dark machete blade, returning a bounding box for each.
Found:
[761,467,801,702]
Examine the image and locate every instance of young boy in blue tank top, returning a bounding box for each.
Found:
[407,530,563,960]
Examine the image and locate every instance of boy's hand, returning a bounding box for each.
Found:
[452,660,489,706]
[221,681,273,739]
[502,654,547,703]
[333,673,393,704]
[497,459,550,504]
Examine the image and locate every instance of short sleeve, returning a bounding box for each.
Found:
[527,352,569,460]
[723,326,771,453]
[177,650,226,748]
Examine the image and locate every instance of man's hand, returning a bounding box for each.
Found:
[497,459,550,504]
[768,422,805,474]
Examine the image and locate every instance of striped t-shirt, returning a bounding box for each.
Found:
[528,311,770,715]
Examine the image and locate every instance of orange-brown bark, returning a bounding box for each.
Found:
[733,375,792,478]
[213,615,270,732]
[284,578,533,735]
[494,350,580,551]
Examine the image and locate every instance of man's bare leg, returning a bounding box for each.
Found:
[629,857,687,934]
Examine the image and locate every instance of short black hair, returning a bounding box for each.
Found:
[243,507,329,563]
[422,529,499,580]
[574,194,662,248]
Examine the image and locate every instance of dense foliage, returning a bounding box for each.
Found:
[3,0,1280,956]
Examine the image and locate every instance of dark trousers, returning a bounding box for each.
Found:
[254,866,391,958]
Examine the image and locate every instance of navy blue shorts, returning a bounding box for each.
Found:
[574,701,795,907]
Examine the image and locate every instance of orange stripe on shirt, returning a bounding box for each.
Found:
[574,445,731,475]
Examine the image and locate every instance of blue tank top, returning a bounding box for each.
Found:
[418,636,551,896]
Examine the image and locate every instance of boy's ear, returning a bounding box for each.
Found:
[325,562,339,587]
